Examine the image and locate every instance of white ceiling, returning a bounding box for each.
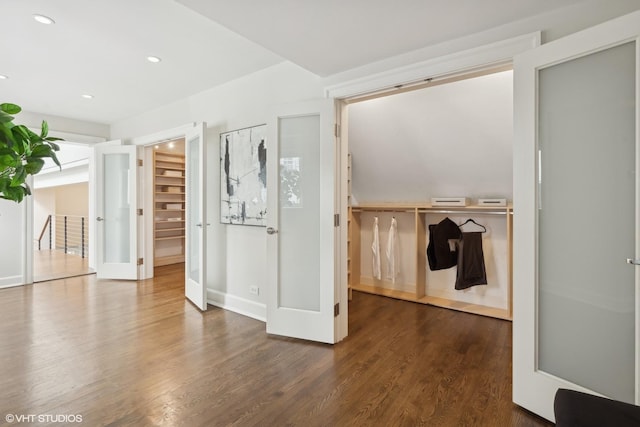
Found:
[2,0,587,125]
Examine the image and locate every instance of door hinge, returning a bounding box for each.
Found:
[334,123,340,138]
[334,213,340,227]
[137,208,143,216]
[138,159,143,167]
[334,302,340,317]
[137,258,144,265]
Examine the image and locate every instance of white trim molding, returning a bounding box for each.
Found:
[130,123,195,146]
[325,32,541,100]
[207,289,266,323]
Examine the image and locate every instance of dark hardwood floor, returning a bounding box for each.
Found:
[0,264,551,426]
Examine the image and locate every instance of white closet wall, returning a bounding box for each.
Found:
[348,70,513,202]
[348,70,513,317]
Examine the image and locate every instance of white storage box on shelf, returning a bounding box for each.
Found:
[431,197,468,207]
[478,198,507,207]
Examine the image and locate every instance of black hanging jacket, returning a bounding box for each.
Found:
[427,217,462,271]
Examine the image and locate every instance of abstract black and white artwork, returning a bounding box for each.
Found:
[220,124,267,226]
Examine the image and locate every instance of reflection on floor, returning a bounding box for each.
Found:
[33,249,94,283]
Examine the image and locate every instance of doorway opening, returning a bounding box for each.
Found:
[32,141,94,283]
[148,138,186,277]
[343,65,514,327]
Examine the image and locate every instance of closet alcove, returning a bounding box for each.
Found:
[346,68,513,320]
[152,139,186,266]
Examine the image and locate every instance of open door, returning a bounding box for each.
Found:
[95,143,138,280]
[185,123,208,311]
[266,99,339,344]
[513,11,640,421]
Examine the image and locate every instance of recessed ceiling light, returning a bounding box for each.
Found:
[147,56,162,63]
[0,75,7,80]
[33,14,55,25]
[82,94,94,99]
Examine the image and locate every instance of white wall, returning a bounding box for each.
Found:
[348,70,513,203]
[17,111,109,139]
[55,183,89,217]
[107,4,640,321]
[0,111,104,286]
[33,187,56,250]
[0,200,25,287]
[111,62,324,320]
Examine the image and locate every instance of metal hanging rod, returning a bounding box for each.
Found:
[418,209,508,215]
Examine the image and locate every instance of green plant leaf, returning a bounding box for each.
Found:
[0,103,65,203]
[0,111,14,124]
[0,154,16,168]
[0,147,17,158]
[0,121,15,146]
[49,150,62,168]
[31,144,53,158]
[0,103,21,114]
[25,158,45,174]
[1,184,26,203]
[10,165,26,186]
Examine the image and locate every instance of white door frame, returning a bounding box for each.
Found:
[326,32,540,342]
[131,123,195,280]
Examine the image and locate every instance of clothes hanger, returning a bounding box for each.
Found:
[459,218,486,233]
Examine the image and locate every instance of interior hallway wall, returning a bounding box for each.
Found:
[109,3,640,321]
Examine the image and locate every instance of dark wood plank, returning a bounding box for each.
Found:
[0,265,551,426]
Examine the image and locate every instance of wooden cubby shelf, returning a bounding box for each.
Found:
[348,202,513,321]
[153,148,186,266]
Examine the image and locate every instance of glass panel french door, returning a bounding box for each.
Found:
[513,11,640,422]
[185,123,208,311]
[95,144,138,280]
[266,99,337,343]
[538,41,636,403]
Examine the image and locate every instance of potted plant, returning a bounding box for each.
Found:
[0,103,61,202]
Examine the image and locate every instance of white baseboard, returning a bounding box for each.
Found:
[207,289,266,322]
[0,276,23,289]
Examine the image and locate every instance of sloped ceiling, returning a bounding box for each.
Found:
[176,0,587,76]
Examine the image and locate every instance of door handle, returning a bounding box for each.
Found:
[266,227,278,235]
[626,258,640,265]
[196,223,211,228]
[96,217,104,222]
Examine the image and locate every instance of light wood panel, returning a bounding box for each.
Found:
[351,203,513,320]
[0,264,549,426]
[33,249,94,283]
[154,149,186,266]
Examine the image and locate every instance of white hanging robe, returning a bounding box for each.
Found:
[386,217,399,283]
[372,216,382,280]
